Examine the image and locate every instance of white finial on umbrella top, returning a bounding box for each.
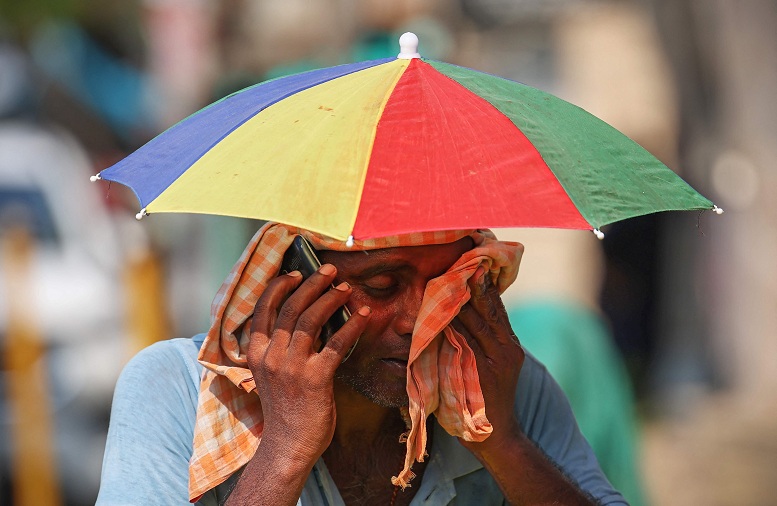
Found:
[397,32,420,59]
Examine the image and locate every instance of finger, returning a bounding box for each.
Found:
[316,306,372,375]
[457,299,519,355]
[450,316,483,355]
[275,264,339,338]
[459,265,518,349]
[288,281,353,355]
[467,265,506,326]
[248,271,304,358]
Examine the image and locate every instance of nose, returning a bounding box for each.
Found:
[394,283,426,338]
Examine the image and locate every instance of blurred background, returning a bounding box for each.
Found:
[0,0,775,504]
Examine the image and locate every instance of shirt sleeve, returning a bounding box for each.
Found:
[516,353,629,505]
[96,338,204,506]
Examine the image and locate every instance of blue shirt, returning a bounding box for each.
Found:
[97,335,627,505]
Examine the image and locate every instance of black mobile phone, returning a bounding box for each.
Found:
[280,235,351,345]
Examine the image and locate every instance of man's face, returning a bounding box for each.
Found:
[318,237,473,407]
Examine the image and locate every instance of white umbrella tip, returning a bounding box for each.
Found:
[89,174,101,182]
[713,205,724,215]
[397,32,420,59]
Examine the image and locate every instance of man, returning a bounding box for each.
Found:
[97,224,627,505]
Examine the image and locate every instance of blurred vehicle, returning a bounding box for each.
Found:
[0,121,130,504]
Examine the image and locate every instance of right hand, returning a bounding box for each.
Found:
[246,264,371,468]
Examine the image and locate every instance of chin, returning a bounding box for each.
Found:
[366,390,409,409]
[335,369,409,408]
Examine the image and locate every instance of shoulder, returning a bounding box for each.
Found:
[121,335,204,380]
[515,351,565,418]
[515,351,585,450]
[514,352,627,504]
[515,352,585,457]
[97,336,207,505]
[112,338,202,408]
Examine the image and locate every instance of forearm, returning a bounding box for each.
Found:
[463,423,597,506]
[226,269,369,505]
[225,438,315,506]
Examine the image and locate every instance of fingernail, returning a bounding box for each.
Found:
[319,264,336,275]
[287,270,302,278]
[357,306,371,316]
[334,281,350,292]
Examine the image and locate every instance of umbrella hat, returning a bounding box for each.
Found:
[93,32,720,241]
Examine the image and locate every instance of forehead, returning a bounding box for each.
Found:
[319,237,473,276]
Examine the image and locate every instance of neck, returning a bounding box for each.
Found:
[326,380,431,506]
[331,378,406,448]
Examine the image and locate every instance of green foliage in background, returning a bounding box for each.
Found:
[0,0,85,38]
[0,0,141,47]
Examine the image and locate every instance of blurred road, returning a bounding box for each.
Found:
[644,393,777,506]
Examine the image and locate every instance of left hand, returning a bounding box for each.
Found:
[452,265,525,449]
[452,267,598,506]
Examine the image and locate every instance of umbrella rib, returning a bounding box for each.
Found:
[178,63,392,194]
[348,59,410,240]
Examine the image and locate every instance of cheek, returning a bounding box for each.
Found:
[347,291,398,338]
[360,306,395,340]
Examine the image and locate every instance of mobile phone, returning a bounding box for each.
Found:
[280,235,351,345]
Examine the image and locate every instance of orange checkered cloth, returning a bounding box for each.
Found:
[188,223,522,501]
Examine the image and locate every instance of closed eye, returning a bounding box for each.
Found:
[360,275,400,298]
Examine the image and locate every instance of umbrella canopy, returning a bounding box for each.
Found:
[94,33,718,242]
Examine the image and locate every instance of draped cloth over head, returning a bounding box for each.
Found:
[188,223,522,501]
